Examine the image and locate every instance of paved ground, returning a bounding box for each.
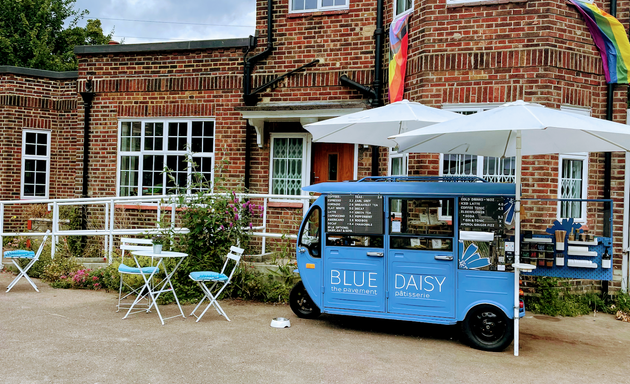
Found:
[1,271,629,384]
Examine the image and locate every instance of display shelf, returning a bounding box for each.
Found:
[523,238,553,243]
[567,239,599,246]
[567,246,598,257]
[513,263,536,271]
[567,259,598,269]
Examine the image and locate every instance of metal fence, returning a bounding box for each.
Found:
[0,193,315,261]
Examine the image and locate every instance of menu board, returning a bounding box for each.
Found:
[326,195,384,235]
[459,196,503,231]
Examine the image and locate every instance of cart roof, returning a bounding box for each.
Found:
[303,178,515,197]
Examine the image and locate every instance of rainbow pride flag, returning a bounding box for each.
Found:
[389,13,410,102]
[570,0,630,84]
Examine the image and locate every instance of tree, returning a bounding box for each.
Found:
[0,0,113,71]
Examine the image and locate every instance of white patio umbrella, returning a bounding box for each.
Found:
[303,99,459,147]
[389,100,630,356]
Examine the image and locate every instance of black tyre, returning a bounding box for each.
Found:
[289,281,321,319]
[461,304,513,352]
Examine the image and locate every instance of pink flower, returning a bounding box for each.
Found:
[60,275,67,279]
[235,213,239,220]
[249,222,253,229]
[92,276,98,281]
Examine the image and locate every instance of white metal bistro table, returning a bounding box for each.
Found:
[122,250,188,325]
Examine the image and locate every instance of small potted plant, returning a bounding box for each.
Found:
[152,235,164,254]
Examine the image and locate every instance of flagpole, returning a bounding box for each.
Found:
[514,130,522,357]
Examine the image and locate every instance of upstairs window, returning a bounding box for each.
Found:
[290,0,348,13]
[395,0,414,17]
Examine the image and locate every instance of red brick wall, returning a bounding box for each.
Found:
[76,48,248,196]
[0,73,79,202]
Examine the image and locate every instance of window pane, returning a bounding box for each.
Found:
[443,154,477,177]
[168,122,187,151]
[560,159,583,219]
[191,121,214,153]
[191,156,213,192]
[119,155,139,197]
[142,155,164,195]
[120,121,141,152]
[482,156,515,183]
[272,137,303,195]
[145,122,164,151]
[166,155,187,193]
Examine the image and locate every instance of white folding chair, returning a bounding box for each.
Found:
[4,230,50,292]
[189,245,244,322]
[117,238,158,312]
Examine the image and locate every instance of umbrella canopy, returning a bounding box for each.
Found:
[389,100,630,357]
[304,99,459,147]
[391,100,630,155]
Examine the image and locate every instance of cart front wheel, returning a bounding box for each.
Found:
[462,304,513,352]
[290,281,320,319]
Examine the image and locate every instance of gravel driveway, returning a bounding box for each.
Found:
[1,271,629,383]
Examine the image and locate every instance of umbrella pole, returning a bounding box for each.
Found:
[514,130,522,357]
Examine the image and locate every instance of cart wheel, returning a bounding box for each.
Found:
[461,304,513,352]
[290,281,320,319]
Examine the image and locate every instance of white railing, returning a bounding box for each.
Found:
[0,193,315,261]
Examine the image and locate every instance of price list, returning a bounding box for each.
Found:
[326,195,384,235]
[459,196,503,231]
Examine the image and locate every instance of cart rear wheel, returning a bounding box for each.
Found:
[290,281,320,319]
[462,304,513,352]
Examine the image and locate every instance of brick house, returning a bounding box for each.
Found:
[1,0,629,290]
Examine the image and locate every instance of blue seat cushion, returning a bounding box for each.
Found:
[190,271,228,281]
[118,264,158,274]
[4,250,35,258]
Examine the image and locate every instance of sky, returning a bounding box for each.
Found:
[72,0,257,44]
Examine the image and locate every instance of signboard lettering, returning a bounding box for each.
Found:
[458,196,503,231]
[326,195,384,234]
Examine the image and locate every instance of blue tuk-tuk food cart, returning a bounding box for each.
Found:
[289,176,523,352]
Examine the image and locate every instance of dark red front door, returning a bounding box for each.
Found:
[312,143,354,184]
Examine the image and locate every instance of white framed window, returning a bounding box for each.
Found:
[21,130,51,199]
[558,153,588,222]
[290,0,348,13]
[388,149,408,177]
[117,119,215,197]
[557,106,590,222]
[394,0,414,17]
[439,104,515,218]
[269,133,311,197]
[440,104,516,183]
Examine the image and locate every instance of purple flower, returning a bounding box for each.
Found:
[235,213,239,220]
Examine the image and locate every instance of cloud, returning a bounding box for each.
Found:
[73,0,256,44]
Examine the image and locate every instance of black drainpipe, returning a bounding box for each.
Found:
[340,0,384,176]
[603,0,617,296]
[244,0,273,106]
[244,0,274,190]
[80,79,95,233]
